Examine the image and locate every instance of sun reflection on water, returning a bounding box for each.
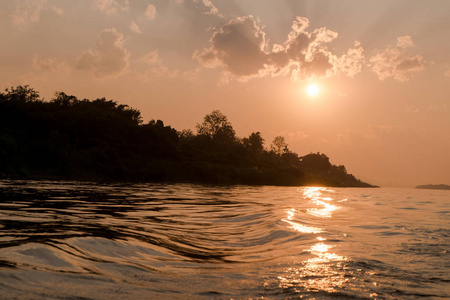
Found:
[278,241,349,294]
[307,201,339,218]
[282,208,323,234]
[309,242,332,253]
[277,187,350,295]
[303,187,340,218]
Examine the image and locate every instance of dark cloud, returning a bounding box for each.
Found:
[301,51,334,77]
[195,16,364,81]
[396,57,424,71]
[194,16,269,78]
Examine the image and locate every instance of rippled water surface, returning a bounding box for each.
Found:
[0,180,448,299]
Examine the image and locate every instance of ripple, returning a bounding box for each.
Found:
[0,181,448,299]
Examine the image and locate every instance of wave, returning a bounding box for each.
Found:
[0,180,448,299]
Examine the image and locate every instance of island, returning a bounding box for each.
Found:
[0,86,376,187]
[416,184,450,190]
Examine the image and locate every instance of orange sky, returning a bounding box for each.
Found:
[1,0,449,187]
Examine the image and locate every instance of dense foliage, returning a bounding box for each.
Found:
[0,86,374,187]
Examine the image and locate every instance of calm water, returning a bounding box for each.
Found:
[0,180,448,299]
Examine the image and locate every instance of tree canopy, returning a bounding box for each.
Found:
[0,86,375,187]
[196,110,236,142]
[271,136,288,155]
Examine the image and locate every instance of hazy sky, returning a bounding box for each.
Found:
[1,0,449,187]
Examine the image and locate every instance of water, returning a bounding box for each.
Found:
[0,180,448,299]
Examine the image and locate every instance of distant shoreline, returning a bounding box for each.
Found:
[416,184,450,190]
[0,174,378,188]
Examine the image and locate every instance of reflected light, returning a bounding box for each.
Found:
[303,187,340,218]
[277,187,350,294]
[283,219,323,234]
[278,241,348,293]
[303,187,327,199]
[305,242,347,271]
[283,208,323,234]
[307,201,339,218]
[309,242,332,253]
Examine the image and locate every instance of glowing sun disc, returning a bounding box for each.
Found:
[307,84,319,96]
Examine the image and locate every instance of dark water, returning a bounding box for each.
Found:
[0,180,448,299]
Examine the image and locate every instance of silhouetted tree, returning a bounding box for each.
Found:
[178,129,195,139]
[196,110,236,143]
[271,136,288,155]
[0,86,374,187]
[243,132,264,153]
[1,85,40,103]
[300,152,331,172]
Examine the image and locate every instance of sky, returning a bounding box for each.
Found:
[1,0,449,187]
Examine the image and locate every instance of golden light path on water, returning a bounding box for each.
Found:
[278,187,350,294]
[282,208,323,234]
[304,187,342,218]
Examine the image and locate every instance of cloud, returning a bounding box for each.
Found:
[93,0,129,15]
[133,50,178,81]
[405,105,420,114]
[335,41,364,77]
[195,16,364,81]
[76,28,130,78]
[369,36,425,81]
[147,65,178,78]
[51,6,64,16]
[32,56,70,75]
[130,21,141,34]
[11,0,48,28]
[337,125,393,145]
[281,18,339,80]
[144,4,157,20]
[426,105,439,112]
[268,17,364,80]
[193,0,221,17]
[142,50,160,65]
[279,130,310,141]
[444,69,450,77]
[194,16,269,79]
[18,55,71,89]
[182,68,201,82]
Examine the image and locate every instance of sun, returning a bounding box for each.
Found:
[307,84,319,96]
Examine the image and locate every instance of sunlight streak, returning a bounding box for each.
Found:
[303,187,340,218]
[279,241,348,293]
[283,208,323,233]
[307,201,339,218]
[309,242,332,253]
[283,219,323,234]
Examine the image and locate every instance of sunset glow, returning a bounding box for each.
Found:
[1,2,449,296]
[307,84,319,96]
[0,0,449,187]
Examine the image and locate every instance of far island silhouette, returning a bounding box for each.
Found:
[416,184,450,190]
[0,86,375,187]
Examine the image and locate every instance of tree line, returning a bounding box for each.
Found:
[0,85,374,187]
